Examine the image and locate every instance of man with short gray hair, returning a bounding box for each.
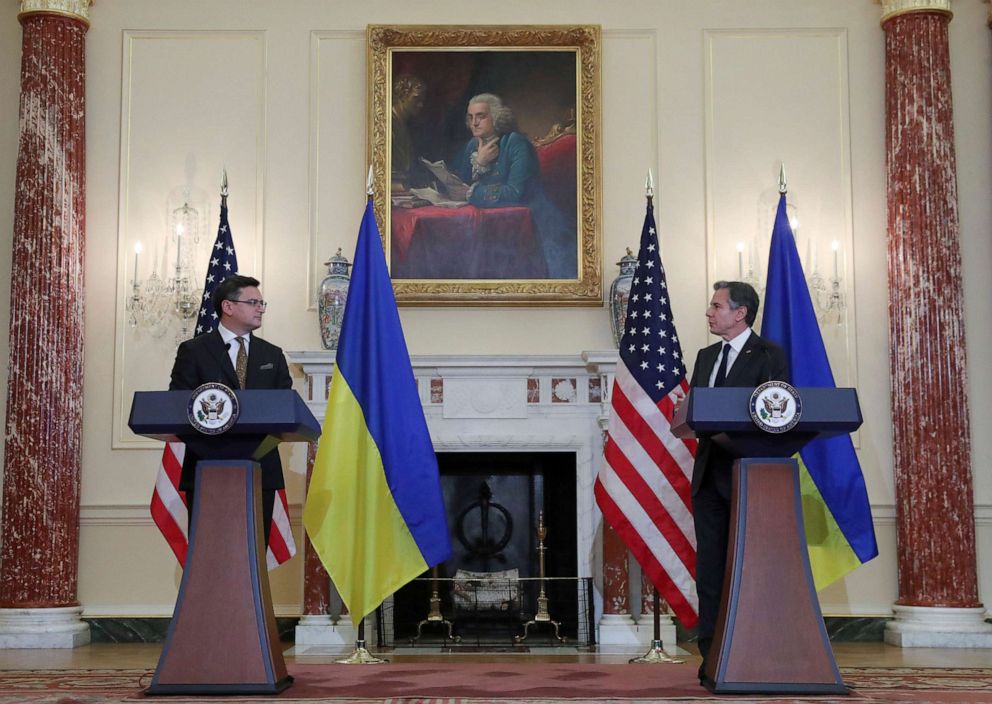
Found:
[688,280,789,683]
[450,93,577,279]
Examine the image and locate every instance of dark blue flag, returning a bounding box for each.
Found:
[761,193,878,588]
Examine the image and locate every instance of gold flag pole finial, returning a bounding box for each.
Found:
[778,163,788,194]
[645,169,655,200]
[366,166,374,197]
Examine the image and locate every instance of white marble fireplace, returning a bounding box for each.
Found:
[287,350,672,649]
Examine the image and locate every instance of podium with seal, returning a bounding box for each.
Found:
[129,387,320,695]
[673,383,862,695]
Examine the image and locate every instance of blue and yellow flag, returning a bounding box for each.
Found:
[303,200,451,626]
[760,193,878,589]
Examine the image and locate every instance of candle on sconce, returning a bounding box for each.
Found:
[133,241,142,285]
[736,241,745,278]
[175,224,183,271]
[831,240,840,278]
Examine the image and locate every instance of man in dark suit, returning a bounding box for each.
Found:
[688,280,789,680]
[169,274,293,546]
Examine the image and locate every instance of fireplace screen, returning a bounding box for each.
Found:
[386,451,586,646]
[376,576,595,647]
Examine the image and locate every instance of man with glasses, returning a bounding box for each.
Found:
[169,274,292,546]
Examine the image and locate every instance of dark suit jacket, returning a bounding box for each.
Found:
[169,329,293,491]
[688,331,790,497]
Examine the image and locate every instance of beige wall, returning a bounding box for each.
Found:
[0,0,990,620]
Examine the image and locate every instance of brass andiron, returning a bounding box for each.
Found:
[629,589,684,664]
[516,511,565,644]
[411,566,460,644]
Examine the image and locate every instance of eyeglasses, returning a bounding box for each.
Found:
[227,298,268,310]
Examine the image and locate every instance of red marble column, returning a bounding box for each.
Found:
[0,4,88,617]
[640,569,667,616]
[602,523,630,615]
[883,6,979,610]
[302,441,332,617]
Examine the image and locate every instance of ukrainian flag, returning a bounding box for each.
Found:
[760,193,878,589]
[303,200,451,626]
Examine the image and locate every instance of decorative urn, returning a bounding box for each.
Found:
[609,247,637,347]
[318,248,352,350]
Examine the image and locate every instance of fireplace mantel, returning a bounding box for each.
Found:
[286,350,665,649]
[286,350,619,584]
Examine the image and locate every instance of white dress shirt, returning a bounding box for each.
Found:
[707,327,752,387]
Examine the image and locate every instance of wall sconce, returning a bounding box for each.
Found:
[807,239,845,325]
[126,192,207,344]
[736,240,764,295]
[739,174,845,327]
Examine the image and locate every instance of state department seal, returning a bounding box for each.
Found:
[749,380,802,434]
[187,382,240,435]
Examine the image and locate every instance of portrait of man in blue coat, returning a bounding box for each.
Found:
[449,93,577,280]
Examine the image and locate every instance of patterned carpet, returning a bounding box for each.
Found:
[0,665,990,703]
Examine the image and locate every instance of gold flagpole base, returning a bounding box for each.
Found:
[629,639,685,664]
[335,640,388,665]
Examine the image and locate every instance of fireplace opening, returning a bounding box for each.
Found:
[390,451,590,646]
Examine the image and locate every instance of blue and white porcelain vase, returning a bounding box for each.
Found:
[318,248,352,350]
[609,248,637,348]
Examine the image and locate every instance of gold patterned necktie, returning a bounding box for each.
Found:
[235,337,248,389]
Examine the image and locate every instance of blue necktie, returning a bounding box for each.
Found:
[714,343,731,387]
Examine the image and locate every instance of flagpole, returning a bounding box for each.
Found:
[629,587,684,664]
[335,617,388,665]
[623,170,684,666]
[334,167,389,666]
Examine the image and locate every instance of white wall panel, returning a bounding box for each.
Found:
[704,29,857,390]
[112,31,266,450]
[308,30,368,311]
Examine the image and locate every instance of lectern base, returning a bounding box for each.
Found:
[704,458,846,696]
[704,677,846,696]
[149,460,290,696]
[147,674,293,696]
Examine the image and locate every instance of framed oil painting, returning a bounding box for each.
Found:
[367,25,602,305]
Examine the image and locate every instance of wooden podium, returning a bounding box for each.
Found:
[673,387,862,695]
[129,389,320,695]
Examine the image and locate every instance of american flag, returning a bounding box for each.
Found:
[593,200,699,628]
[150,196,297,570]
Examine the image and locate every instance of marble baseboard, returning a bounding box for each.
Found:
[85,615,895,644]
[823,616,889,642]
[85,617,300,643]
[675,616,889,644]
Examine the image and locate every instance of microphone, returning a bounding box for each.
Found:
[225,342,231,351]
[759,344,776,383]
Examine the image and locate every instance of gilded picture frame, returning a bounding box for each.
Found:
[368,24,602,306]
